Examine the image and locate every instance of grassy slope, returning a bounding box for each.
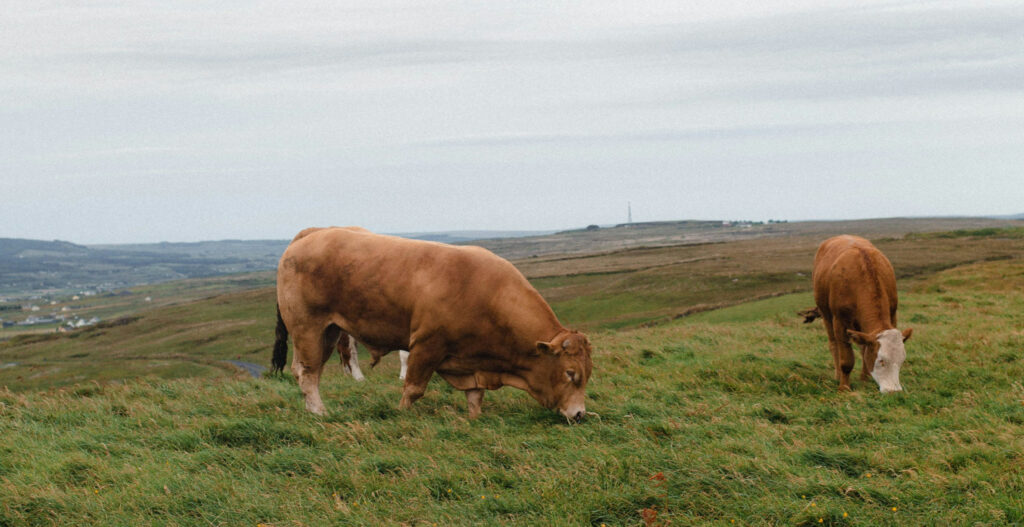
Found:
[1,257,1022,525]
[0,272,274,340]
[4,231,1021,390]
[530,232,1024,328]
[0,287,276,391]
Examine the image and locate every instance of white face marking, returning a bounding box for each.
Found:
[871,329,905,393]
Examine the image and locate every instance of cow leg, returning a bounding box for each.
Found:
[291,324,340,415]
[398,350,410,380]
[342,335,365,381]
[821,315,841,382]
[337,336,352,376]
[831,319,855,391]
[466,389,485,419]
[398,342,444,410]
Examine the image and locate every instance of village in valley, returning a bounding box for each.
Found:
[3,291,109,332]
[0,287,162,338]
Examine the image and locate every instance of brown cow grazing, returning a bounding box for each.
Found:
[800,235,912,393]
[272,226,593,422]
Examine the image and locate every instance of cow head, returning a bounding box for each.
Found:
[533,330,593,423]
[848,328,912,394]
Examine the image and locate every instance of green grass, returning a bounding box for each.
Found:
[0,271,274,341]
[1,259,1022,525]
[684,292,813,325]
[525,231,1023,329]
[0,287,276,391]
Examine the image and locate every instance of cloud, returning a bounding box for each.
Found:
[2,0,1022,242]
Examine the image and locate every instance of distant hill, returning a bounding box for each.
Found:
[90,239,289,262]
[0,238,276,296]
[0,232,549,296]
[470,217,1024,260]
[0,238,90,259]
[392,230,556,244]
[4,217,1023,296]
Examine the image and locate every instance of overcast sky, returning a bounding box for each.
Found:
[2,1,1022,243]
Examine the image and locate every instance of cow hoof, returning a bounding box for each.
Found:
[838,385,852,392]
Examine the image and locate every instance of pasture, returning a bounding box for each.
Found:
[1,229,1022,525]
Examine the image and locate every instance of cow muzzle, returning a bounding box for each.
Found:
[872,370,903,394]
[871,363,903,395]
[560,404,586,424]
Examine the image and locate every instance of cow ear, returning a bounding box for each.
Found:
[536,341,557,355]
[846,329,876,345]
[901,328,913,342]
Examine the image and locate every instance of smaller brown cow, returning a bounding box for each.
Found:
[800,235,912,393]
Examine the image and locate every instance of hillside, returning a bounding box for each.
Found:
[2,226,1021,389]
[0,238,276,296]
[520,226,1024,328]
[4,217,1021,298]
[0,238,91,259]
[0,257,1021,525]
[473,217,1024,260]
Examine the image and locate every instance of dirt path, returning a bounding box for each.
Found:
[223,360,266,378]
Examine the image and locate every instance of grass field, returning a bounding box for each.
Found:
[527,230,1023,328]
[2,228,1021,390]
[0,272,274,341]
[1,229,1022,525]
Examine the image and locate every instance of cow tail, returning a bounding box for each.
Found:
[272,304,289,373]
[798,307,821,324]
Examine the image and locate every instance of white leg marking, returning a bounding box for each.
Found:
[293,362,326,415]
[399,350,409,381]
[347,336,365,381]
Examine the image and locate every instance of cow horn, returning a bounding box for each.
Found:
[562,338,571,349]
